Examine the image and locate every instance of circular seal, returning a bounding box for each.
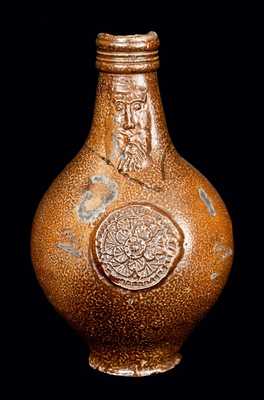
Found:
[93,203,184,290]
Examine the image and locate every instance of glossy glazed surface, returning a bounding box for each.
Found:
[31,32,233,377]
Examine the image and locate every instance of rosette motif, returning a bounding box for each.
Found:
[94,204,184,290]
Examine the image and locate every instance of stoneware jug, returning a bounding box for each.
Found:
[31,32,233,377]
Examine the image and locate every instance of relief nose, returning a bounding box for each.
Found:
[123,105,135,130]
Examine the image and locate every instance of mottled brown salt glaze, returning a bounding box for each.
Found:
[31,32,233,377]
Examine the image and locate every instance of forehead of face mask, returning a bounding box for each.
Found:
[112,77,147,103]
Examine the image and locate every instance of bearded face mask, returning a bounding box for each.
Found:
[108,76,152,173]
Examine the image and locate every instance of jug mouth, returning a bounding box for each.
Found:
[96,32,160,73]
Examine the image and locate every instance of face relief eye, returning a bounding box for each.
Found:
[116,102,124,111]
[133,102,142,111]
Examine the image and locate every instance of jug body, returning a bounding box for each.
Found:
[31,32,233,377]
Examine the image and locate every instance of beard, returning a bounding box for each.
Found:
[114,127,151,173]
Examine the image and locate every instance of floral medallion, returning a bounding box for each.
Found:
[93,204,184,290]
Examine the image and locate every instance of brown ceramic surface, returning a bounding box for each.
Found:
[31,32,233,377]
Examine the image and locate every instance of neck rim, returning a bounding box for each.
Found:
[96,32,160,73]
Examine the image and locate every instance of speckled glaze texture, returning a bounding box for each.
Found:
[31,32,233,377]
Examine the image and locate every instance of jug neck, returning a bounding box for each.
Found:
[86,32,174,175]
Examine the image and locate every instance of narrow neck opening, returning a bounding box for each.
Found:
[96,32,160,73]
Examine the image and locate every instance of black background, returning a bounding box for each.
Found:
[7,3,258,397]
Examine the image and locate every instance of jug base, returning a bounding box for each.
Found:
[89,343,182,377]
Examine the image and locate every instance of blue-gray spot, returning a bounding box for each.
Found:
[211,272,219,281]
[77,175,118,223]
[198,188,216,217]
[214,243,233,259]
[56,242,81,257]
